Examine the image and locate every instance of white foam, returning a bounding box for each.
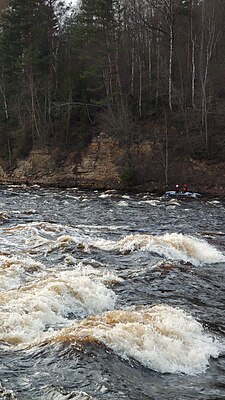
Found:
[167,199,180,206]
[61,305,221,375]
[3,224,52,251]
[0,255,45,291]
[45,389,98,400]
[117,201,128,207]
[99,193,112,198]
[4,223,223,267]
[139,200,161,206]
[0,269,116,346]
[48,234,90,253]
[91,233,225,266]
[76,224,125,232]
[62,261,123,285]
[55,232,225,266]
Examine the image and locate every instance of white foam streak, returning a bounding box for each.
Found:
[99,193,112,198]
[117,201,128,207]
[138,199,161,206]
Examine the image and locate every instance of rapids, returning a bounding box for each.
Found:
[0,185,225,399]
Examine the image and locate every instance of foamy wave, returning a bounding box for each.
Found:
[166,199,180,206]
[44,387,99,400]
[48,234,90,253]
[4,222,223,267]
[0,255,45,291]
[3,223,53,252]
[99,193,112,198]
[93,233,224,266]
[138,199,161,206]
[0,383,16,400]
[51,232,225,266]
[207,200,220,205]
[117,201,128,207]
[55,305,221,375]
[63,260,123,285]
[0,269,116,346]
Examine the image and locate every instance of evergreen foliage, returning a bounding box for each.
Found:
[0,0,224,166]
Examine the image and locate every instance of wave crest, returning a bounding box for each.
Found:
[53,304,221,375]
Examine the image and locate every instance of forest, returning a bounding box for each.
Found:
[0,0,225,174]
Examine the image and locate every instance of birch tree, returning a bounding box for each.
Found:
[199,0,221,152]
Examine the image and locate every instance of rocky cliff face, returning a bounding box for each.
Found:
[75,133,124,189]
[0,134,127,189]
[0,133,224,196]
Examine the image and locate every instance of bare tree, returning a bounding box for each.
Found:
[199,0,221,151]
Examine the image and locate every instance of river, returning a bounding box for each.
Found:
[0,185,225,399]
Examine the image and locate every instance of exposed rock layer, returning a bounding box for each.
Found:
[0,133,224,197]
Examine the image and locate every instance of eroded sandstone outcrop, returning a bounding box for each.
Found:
[0,132,224,196]
[0,133,129,189]
[74,133,124,188]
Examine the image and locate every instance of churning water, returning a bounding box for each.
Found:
[0,186,225,399]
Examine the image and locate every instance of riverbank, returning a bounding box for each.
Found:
[0,133,224,198]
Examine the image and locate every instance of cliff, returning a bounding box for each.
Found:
[0,132,224,197]
[0,133,124,189]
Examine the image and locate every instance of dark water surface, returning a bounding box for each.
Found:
[0,186,225,399]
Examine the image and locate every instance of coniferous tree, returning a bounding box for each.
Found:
[0,0,65,160]
[0,0,225,172]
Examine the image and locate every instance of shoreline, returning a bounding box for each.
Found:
[0,179,221,200]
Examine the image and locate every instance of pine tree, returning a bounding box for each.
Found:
[75,0,124,107]
[0,0,64,158]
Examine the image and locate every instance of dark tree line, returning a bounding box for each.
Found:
[0,0,225,167]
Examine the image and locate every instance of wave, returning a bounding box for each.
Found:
[90,233,225,266]
[140,199,161,206]
[0,383,16,400]
[3,222,224,266]
[52,304,221,376]
[117,200,129,207]
[118,233,225,265]
[0,255,45,291]
[0,268,116,346]
[43,387,98,400]
[40,231,225,266]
